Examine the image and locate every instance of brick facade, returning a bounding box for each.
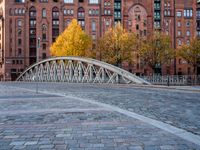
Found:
[0,0,198,81]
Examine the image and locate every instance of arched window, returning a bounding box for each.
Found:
[78,7,85,18]
[128,5,147,36]
[134,6,141,12]
[52,7,59,42]
[52,7,59,19]
[78,7,85,29]
[29,6,36,18]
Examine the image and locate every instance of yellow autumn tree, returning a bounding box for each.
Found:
[96,22,137,67]
[50,19,92,57]
[178,38,200,75]
[139,31,174,74]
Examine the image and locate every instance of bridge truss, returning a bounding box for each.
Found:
[16,57,150,85]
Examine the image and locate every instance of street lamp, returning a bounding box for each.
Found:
[37,37,41,63]
[35,37,40,94]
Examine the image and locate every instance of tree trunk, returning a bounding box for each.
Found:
[152,66,161,75]
[193,65,197,85]
[193,65,197,75]
[116,58,122,68]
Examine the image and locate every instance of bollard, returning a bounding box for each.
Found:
[32,76,39,94]
[167,75,170,86]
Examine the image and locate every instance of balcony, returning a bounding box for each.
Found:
[154,16,161,20]
[52,25,59,28]
[29,34,36,38]
[154,4,161,10]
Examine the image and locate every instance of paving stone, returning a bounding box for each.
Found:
[68,148,82,150]
[144,145,160,150]
[24,141,38,146]
[4,135,19,139]
[0,145,13,150]
[0,83,199,150]
[53,140,65,145]
[160,145,175,150]
[54,144,67,149]
[39,145,54,149]
[10,141,25,146]
[56,134,70,137]
[25,145,40,150]
[128,146,143,150]
[12,146,26,150]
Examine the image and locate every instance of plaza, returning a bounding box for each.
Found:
[0,1,200,149]
[1,0,200,81]
[0,82,199,150]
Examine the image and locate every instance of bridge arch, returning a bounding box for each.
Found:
[16,57,150,85]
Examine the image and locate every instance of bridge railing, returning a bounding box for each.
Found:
[140,75,200,86]
[16,57,150,85]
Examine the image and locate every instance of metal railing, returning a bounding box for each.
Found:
[140,75,200,86]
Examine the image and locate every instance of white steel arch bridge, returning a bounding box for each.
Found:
[16,57,150,85]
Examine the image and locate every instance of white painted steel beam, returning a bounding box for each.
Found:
[16,57,150,85]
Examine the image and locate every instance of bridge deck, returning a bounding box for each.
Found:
[0,83,199,150]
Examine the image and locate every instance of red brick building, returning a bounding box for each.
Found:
[0,0,198,81]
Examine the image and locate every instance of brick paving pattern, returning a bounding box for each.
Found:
[0,83,199,150]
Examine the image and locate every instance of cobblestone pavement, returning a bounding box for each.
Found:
[0,83,200,150]
[8,82,200,136]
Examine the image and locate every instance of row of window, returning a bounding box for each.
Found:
[114,2,121,9]
[154,12,161,19]
[154,21,161,28]
[154,0,161,30]
[89,9,99,16]
[15,0,99,4]
[12,59,23,65]
[177,39,190,46]
[177,30,191,37]
[63,9,74,15]
[14,8,26,15]
[104,9,111,15]
[63,9,99,16]
[128,20,147,27]
[114,11,121,19]
[104,1,111,7]
[154,3,160,9]
[14,7,195,20]
[177,9,193,18]
[13,8,101,17]
[159,20,191,29]
[164,2,171,7]
[17,18,100,31]
[177,21,191,27]
[164,10,171,16]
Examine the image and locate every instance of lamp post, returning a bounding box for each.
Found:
[36,37,40,94]
[37,37,41,63]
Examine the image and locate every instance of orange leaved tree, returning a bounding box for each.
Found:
[50,19,92,57]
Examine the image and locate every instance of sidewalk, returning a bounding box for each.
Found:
[0,83,199,150]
